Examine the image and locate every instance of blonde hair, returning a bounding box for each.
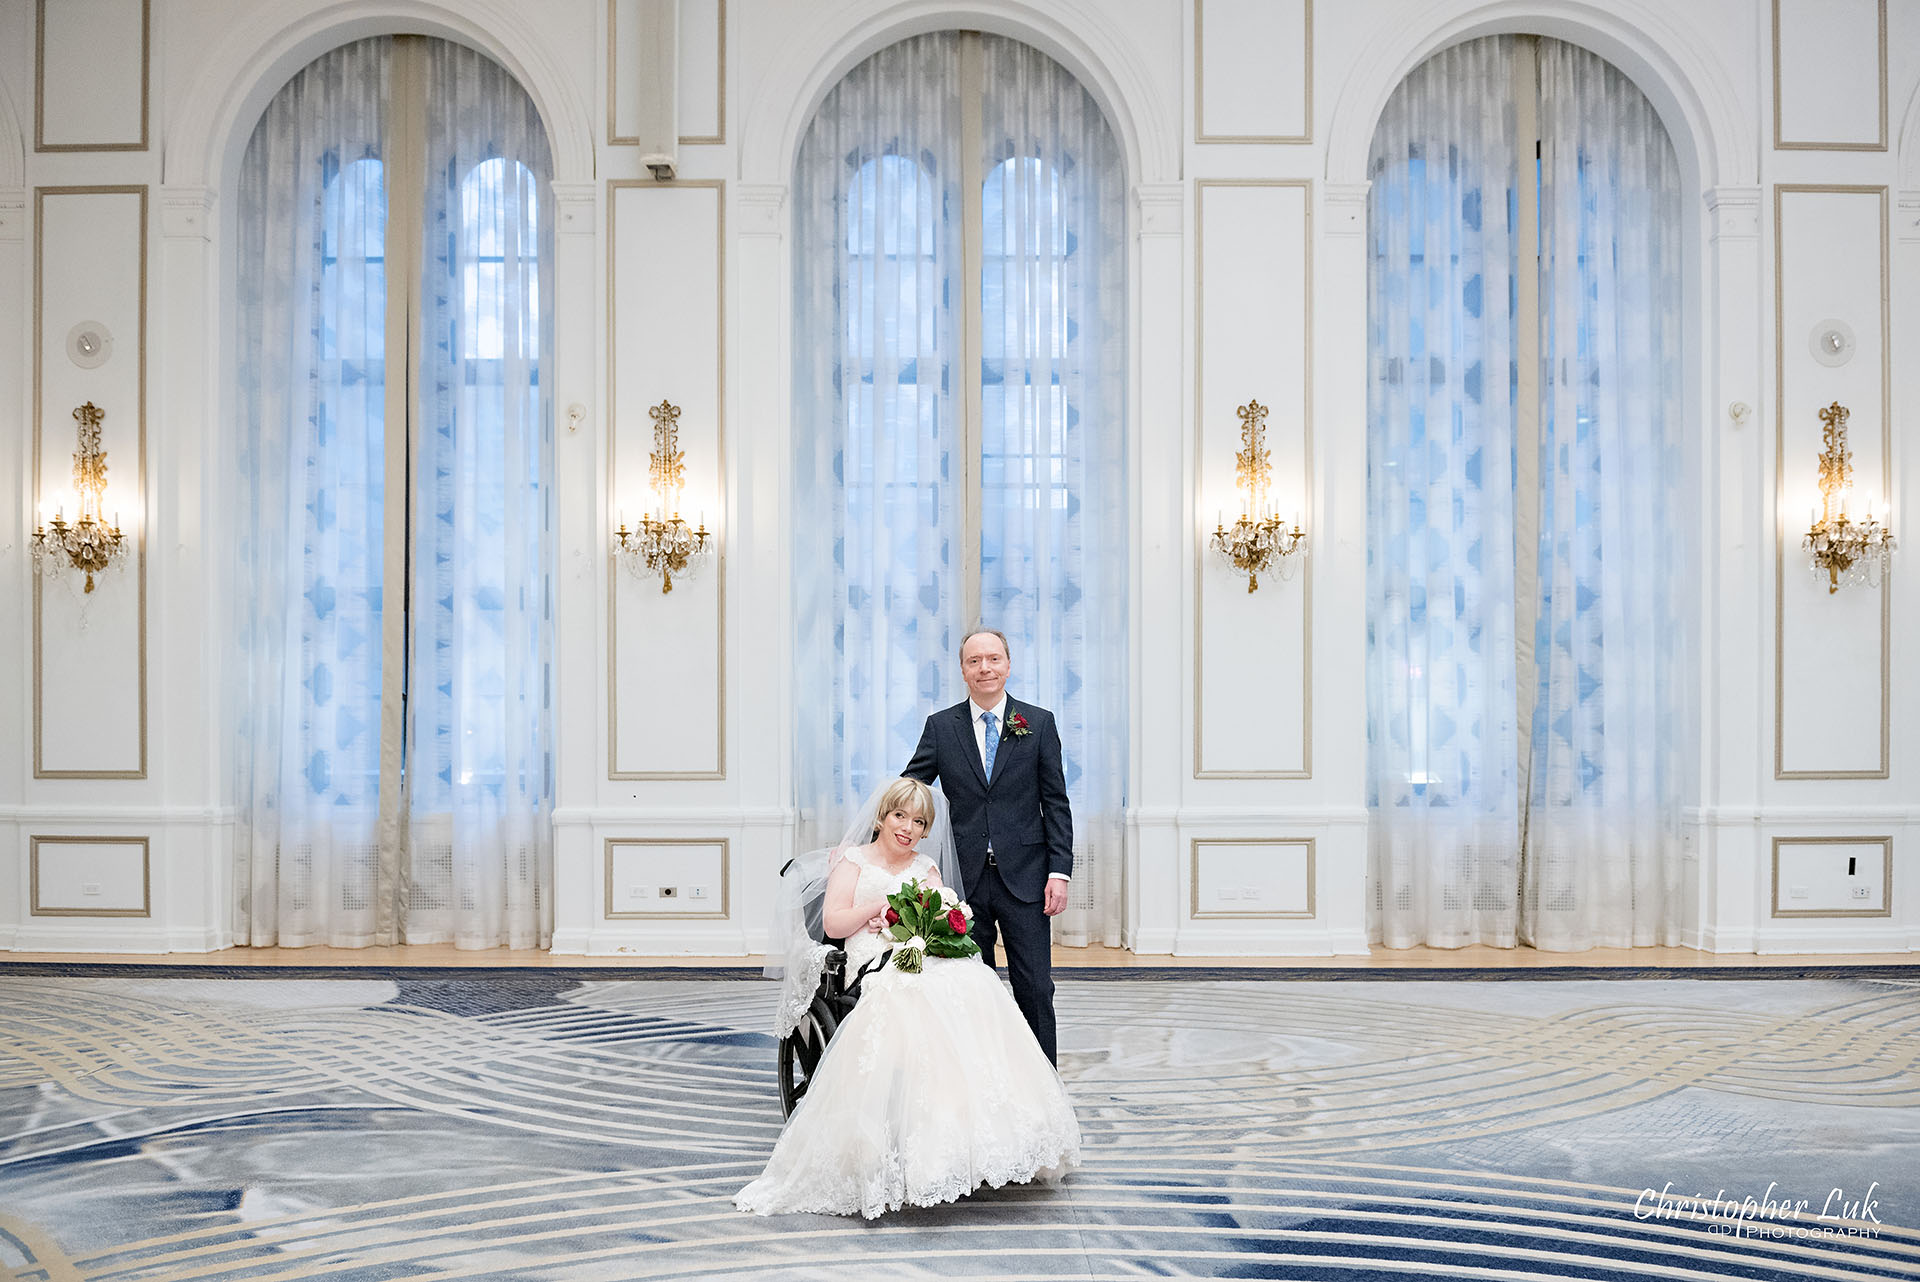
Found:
[874,776,935,831]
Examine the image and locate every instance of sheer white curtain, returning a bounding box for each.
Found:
[234,39,392,948]
[792,34,961,850]
[234,37,553,949]
[1525,41,1686,949]
[405,41,554,949]
[1367,37,1523,949]
[1367,35,1687,951]
[977,37,1127,946]
[792,34,1128,945]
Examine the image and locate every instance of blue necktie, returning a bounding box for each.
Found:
[982,711,998,781]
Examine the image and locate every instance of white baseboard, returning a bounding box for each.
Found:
[9,922,191,953]
[1753,923,1914,954]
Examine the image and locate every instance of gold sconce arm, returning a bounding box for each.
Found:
[613,399,714,593]
[31,402,131,593]
[1802,402,1895,594]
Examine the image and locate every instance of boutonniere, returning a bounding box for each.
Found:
[1005,712,1031,738]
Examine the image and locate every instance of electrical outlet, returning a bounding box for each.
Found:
[628,885,646,900]
[1851,885,1872,900]
[1789,885,1809,900]
[80,882,101,896]
[659,886,678,899]
[1240,886,1260,901]
[1216,887,1239,901]
[690,886,708,900]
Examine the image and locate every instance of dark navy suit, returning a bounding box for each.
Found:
[905,696,1072,1063]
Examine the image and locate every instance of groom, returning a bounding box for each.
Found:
[905,627,1072,1064]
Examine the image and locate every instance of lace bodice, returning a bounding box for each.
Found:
[840,848,938,971]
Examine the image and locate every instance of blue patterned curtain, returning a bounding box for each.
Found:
[1367,36,1687,951]
[1526,40,1686,949]
[235,38,552,949]
[792,35,962,845]
[1366,37,1523,949]
[792,34,1128,944]
[977,36,1127,946]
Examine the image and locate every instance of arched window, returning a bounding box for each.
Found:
[1366,35,1691,953]
[792,33,1127,945]
[234,36,554,951]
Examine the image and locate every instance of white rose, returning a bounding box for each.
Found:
[938,887,959,908]
[959,902,974,922]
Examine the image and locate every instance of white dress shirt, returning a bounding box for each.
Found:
[969,695,1069,884]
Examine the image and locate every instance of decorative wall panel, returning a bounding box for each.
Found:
[30,835,150,916]
[1770,836,1891,917]
[1190,838,1314,919]
[1774,186,1888,778]
[609,0,725,146]
[1196,0,1310,143]
[1773,0,1885,150]
[604,838,729,917]
[608,180,725,779]
[1195,181,1310,778]
[34,186,146,778]
[35,0,148,152]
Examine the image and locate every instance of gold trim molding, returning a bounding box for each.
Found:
[603,837,731,919]
[29,835,152,917]
[1189,837,1316,920]
[606,178,727,780]
[1769,835,1892,919]
[32,185,149,780]
[34,0,151,153]
[1771,185,1891,779]
[607,0,727,148]
[1195,0,1312,145]
[1771,0,1887,152]
[1194,180,1313,780]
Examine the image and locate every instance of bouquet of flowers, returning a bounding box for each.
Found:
[882,878,979,973]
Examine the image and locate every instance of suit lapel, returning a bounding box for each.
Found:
[955,702,989,789]
[985,697,1020,791]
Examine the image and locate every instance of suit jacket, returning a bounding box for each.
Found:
[904,697,1073,904]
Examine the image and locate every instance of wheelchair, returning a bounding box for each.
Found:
[775,856,892,1117]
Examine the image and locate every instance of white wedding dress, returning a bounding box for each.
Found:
[736,846,1081,1218]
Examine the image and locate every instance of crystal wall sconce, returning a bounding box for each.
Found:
[1209,399,1305,592]
[613,399,712,593]
[32,402,130,593]
[1803,401,1894,594]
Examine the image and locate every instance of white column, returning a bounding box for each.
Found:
[1129,181,1184,954]
[733,182,797,953]
[1894,192,1920,952]
[154,185,227,950]
[549,180,600,954]
[1315,181,1373,954]
[1701,185,1765,953]
[0,188,24,947]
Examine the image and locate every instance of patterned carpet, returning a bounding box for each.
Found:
[1,971,1916,1280]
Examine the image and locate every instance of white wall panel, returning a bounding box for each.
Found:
[1774,0,1884,150]
[608,180,724,778]
[678,0,724,144]
[604,838,728,916]
[1775,187,1888,778]
[35,0,147,151]
[35,186,145,778]
[1190,838,1313,918]
[1196,0,1309,143]
[611,0,724,146]
[1771,836,1891,916]
[1195,181,1310,777]
[30,836,149,915]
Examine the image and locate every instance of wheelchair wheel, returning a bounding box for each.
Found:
[777,995,838,1117]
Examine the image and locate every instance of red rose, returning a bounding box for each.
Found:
[885,907,900,926]
[947,907,968,934]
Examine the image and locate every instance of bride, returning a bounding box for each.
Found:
[736,776,1081,1218]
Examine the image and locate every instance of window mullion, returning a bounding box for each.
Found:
[959,30,984,631]
[1513,34,1541,848]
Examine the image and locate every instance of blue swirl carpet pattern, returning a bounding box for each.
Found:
[1,972,1916,1280]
